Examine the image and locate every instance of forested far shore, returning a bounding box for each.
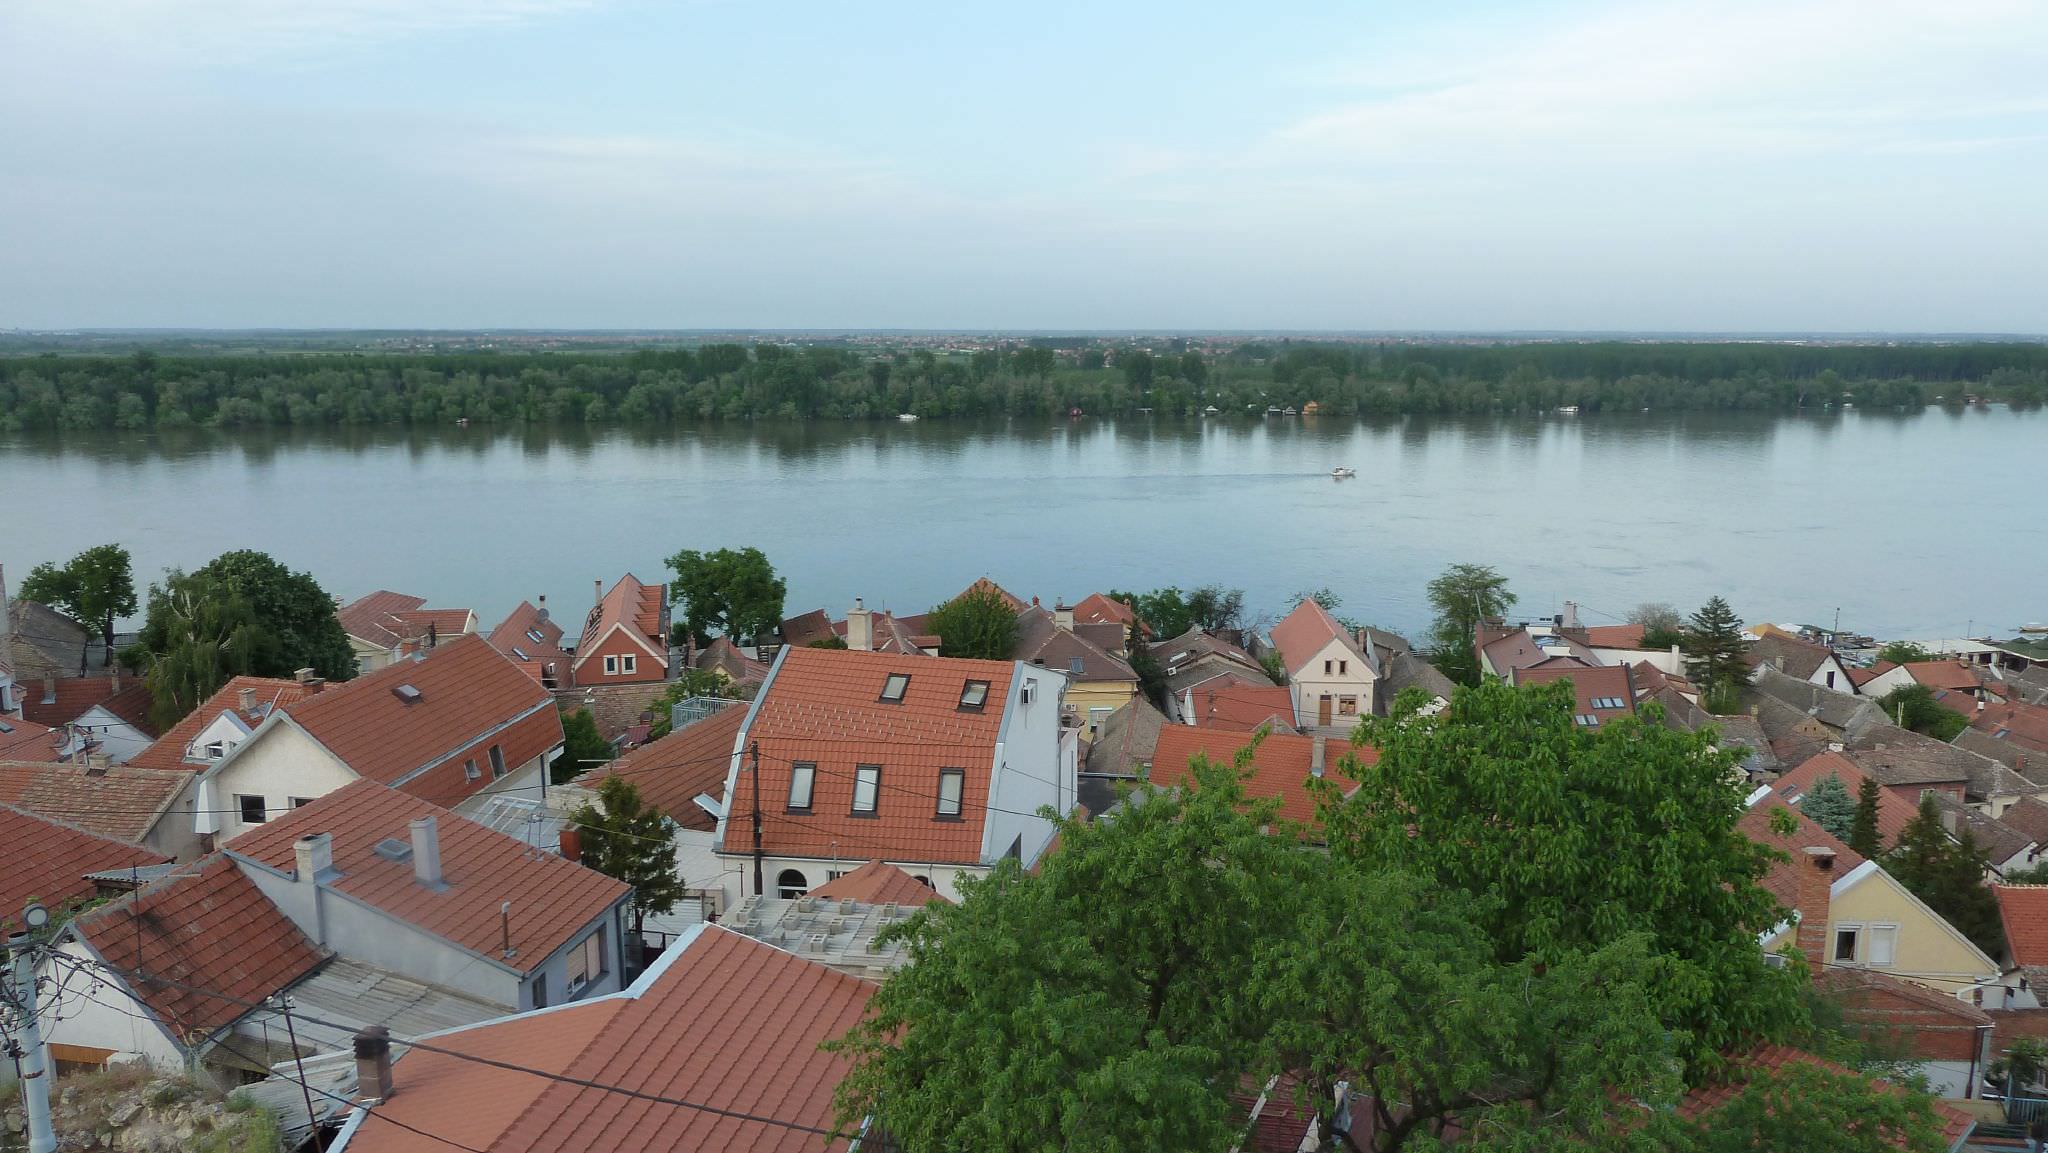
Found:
[3,341,2045,431]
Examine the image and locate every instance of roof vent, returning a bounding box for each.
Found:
[373,838,414,862]
[392,684,423,705]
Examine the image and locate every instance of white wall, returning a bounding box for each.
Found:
[450,756,546,824]
[38,941,187,1071]
[980,664,1076,871]
[75,707,155,764]
[202,722,357,842]
[1592,647,1687,676]
[143,776,208,862]
[745,854,980,903]
[1861,666,1918,697]
[1289,638,1377,727]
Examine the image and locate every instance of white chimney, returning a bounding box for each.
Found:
[1561,601,1581,630]
[847,598,873,652]
[410,816,444,887]
[1054,603,1074,631]
[1311,736,1327,778]
[239,686,258,713]
[294,832,334,881]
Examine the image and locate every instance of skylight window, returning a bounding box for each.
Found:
[526,628,546,644]
[1069,657,1086,674]
[1590,696,1628,710]
[512,646,531,661]
[959,680,990,711]
[852,765,881,815]
[936,769,965,818]
[787,763,816,812]
[880,673,910,703]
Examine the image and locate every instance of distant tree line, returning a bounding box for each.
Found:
[2,341,2044,432]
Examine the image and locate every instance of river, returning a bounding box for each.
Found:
[2,406,2041,643]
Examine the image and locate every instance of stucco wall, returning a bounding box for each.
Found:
[205,723,357,843]
[1827,874,1999,996]
[39,941,187,1071]
[981,664,1075,870]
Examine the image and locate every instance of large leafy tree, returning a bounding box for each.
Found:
[1685,596,1749,702]
[555,708,614,784]
[136,551,354,681]
[1103,585,1244,638]
[138,584,269,728]
[19,543,137,667]
[1323,678,1806,1075]
[645,669,740,740]
[665,546,786,644]
[926,584,1020,660]
[1424,563,1515,686]
[1876,641,1937,665]
[1799,774,1857,841]
[1629,601,1686,650]
[1887,793,2004,956]
[1676,1059,1948,1152]
[1876,683,1968,741]
[569,776,685,940]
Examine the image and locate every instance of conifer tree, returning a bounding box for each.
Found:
[1848,776,1883,858]
[1685,596,1750,705]
[1799,774,1857,842]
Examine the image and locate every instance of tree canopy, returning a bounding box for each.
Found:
[1103,585,1244,637]
[19,544,137,667]
[1848,776,1884,858]
[1876,683,1968,741]
[1876,641,1937,665]
[1887,793,2004,957]
[1424,563,1516,686]
[665,546,786,644]
[130,550,354,721]
[1629,601,1687,649]
[555,708,613,785]
[1685,597,1749,704]
[569,776,684,936]
[926,585,1020,660]
[1798,774,1857,842]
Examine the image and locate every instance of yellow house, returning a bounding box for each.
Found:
[1016,604,1138,738]
[1745,790,2001,1002]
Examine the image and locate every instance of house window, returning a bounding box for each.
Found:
[787,763,816,812]
[526,628,545,644]
[489,745,507,780]
[1068,656,1085,675]
[532,973,548,1009]
[204,741,226,760]
[1867,925,1897,967]
[936,769,964,819]
[464,759,481,781]
[959,680,990,711]
[1339,659,1348,675]
[913,875,934,889]
[1833,927,1859,964]
[603,655,619,676]
[290,797,316,809]
[852,765,881,815]
[1590,696,1628,710]
[620,654,637,675]
[777,868,809,899]
[1323,659,1333,675]
[565,931,605,993]
[880,673,910,703]
[1338,697,1359,717]
[1088,706,1113,734]
[1574,714,1599,727]
[1825,670,1837,688]
[237,795,267,825]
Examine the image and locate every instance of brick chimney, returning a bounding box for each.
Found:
[1795,845,1837,971]
[410,816,444,888]
[558,827,582,863]
[354,1026,394,1103]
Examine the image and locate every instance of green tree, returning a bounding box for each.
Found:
[1848,776,1883,857]
[1121,349,1155,388]
[665,546,786,644]
[1876,641,1936,665]
[925,585,1019,660]
[1685,596,1749,699]
[1424,563,1516,686]
[1630,601,1686,649]
[1887,794,2004,957]
[136,550,354,682]
[644,669,739,740]
[1324,678,1805,1074]
[556,708,614,784]
[1126,621,1166,709]
[1799,774,1857,841]
[1677,1058,1947,1153]
[1103,585,1244,638]
[569,776,685,942]
[1876,683,1967,741]
[19,544,137,668]
[137,584,268,728]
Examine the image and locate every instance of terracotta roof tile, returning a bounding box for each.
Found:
[1905,660,1984,693]
[1270,599,1359,677]
[1975,701,2048,755]
[280,634,561,799]
[70,855,327,1044]
[486,600,567,686]
[1997,885,2048,971]
[575,574,667,673]
[723,647,1015,866]
[0,715,65,762]
[1511,663,1638,728]
[128,676,311,771]
[580,707,746,832]
[1151,725,1373,829]
[229,780,627,974]
[338,590,429,646]
[0,760,190,843]
[1186,676,1298,731]
[1768,752,1916,847]
[347,926,874,1153]
[1070,592,1136,629]
[20,676,161,735]
[776,609,836,648]
[810,859,948,906]
[1738,798,1865,910]
[1014,606,1135,682]
[1584,623,1647,649]
[0,803,168,932]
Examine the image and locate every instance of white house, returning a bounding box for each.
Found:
[1749,631,1860,695]
[1269,599,1382,729]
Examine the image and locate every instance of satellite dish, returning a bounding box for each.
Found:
[22,902,50,930]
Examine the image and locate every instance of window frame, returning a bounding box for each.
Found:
[603,654,619,676]
[464,758,481,781]
[777,868,809,900]
[851,764,882,816]
[290,796,316,809]
[786,762,817,813]
[1865,924,1898,967]
[236,794,268,825]
[880,673,910,703]
[489,745,507,780]
[565,930,605,992]
[935,768,965,820]
[620,654,637,676]
[958,680,991,712]
[1833,925,1861,964]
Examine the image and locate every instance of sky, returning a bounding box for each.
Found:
[3,0,2046,332]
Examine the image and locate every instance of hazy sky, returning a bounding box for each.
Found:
[4,0,2045,331]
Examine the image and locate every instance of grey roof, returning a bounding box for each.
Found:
[1705,713,1780,777]
[5,600,98,680]
[1015,606,1136,683]
[1998,797,2048,846]
[1955,727,2046,783]
[1077,774,1130,818]
[1753,666,1874,730]
[1925,792,2036,868]
[1084,696,1167,776]
[1747,633,1837,682]
[1843,722,2018,798]
[1360,627,1413,658]
[1166,652,1270,698]
[1154,627,1265,694]
[1379,651,1456,714]
[2000,665,2048,706]
[82,861,185,885]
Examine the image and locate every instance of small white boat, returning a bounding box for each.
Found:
[1203,405,1219,415]
[1556,405,1580,415]
[1283,406,1299,416]
[897,413,919,422]
[2022,623,2048,635]
[1331,467,1356,479]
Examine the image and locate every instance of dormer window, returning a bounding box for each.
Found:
[880,673,910,703]
[959,681,990,711]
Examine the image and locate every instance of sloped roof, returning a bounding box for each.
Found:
[1924,791,2034,866]
[580,706,745,832]
[229,780,627,975]
[1186,676,1297,731]
[338,591,428,646]
[776,608,836,647]
[0,760,190,843]
[1737,798,1864,910]
[486,600,565,684]
[723,647,1016,866]
[342,925,874,1153]
[810,859,948,906]
[1999,885,2048,971]
[1070,592,1136,629]
[952,577,1026,612]
[1769,752,1915,846]
[1014,606,1135,683]
[0,714,64,761]
[1152,625,1260,671]
[1746,633,1837,681]
[1382,650,1456,709]
[5,599,94,680]
[1151,725,1374,830]
[70,855,327,1045]
[1905,660,1984,693]
[692,636,771,687]
[1584,623,1647,648]
[1815,966,1993,1064]
[127,676,310,771]
[1511,663,1637,728]
[1955,726,2044,780]
[1975,700,2048,755]
[277,634,560,794]
[21,676,159,735]
[0,803,168,932]
[574,574,667,670]
[1270,599,1364,678]
[1754,666,1869,728]
[1847,660,1897,688]
[1082,696,1167,777]
[1845,724,2016,798]
[1997,796,2048,845]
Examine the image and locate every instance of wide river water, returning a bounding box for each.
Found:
[2,407,2041,642]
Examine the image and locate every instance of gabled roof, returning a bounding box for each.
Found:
[1999,885,2048,972]
[1151,725,1374,830]
[0,714,65,762]
[1768,752,1916,846]
[1186,675,1296,732]
[1754,666,1870,729]
[1083,696,1168,777]
[777,608,836,647]
[228,780,628,975]
[1746,632,1838,681]
[1905,660,1984,694]
[21,676,159,735]
[1844,722,2020,799]
[1924,791,2034,866]
[268,634,561,798]
[1070,592,1137,629]
[1997,796,2048,846]
[0,759,191,843]
[340,592,476,651]
[5,599,94,680]
[1381,650,1456,710]
[1847,660,1898,688]
[692,635,770,687]
[1270,599,1368,678]
[0,803,168,932]
[69,855,327,1045]
[579,706,746,832]
[1737,797,1865,910]
[1014,606,1135,683]
[722,647,1017,866]
[953,576,1026,612]
[339,925,874,1153]
[1974,700,2048,755]
[574,574,667,670]
[486,600,565,683]
[1510,663,1637,728]
[1584,623,1647,649]
[127,676,310,771]
[1478,626,1592,678]
[810,859,948,906]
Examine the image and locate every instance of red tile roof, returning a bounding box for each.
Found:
[723,647,1015,866]
[777,609,836,648]
[1151,725,1373,829]
[486,600,567,686]
[1269,599,1358,677]
[1511,663,1637,728]
[1975,701,2048,754]
[0,714,64,761]
[1070,593,1136,629]
[1584,623,1647,649]
[1186,676,1297,731]
[339,592,475,651]
[954,577,1026,612]
[1738,798,1865,910]
[810,859,948,906]
[278,635,561,801]
[70,855,327,1044]
[1768,752,1916,847]
[1997,885,2048,971]
[1905,660,1984,693]
[575,574,667,672]
[0,803,168,932]
[127,676,310,771]
[1847,660,1898,688]
[580,706,746,833]
[347,925,875,1153]
[20,676,160,735]
[229,780,628,974]
[1677,1044,1973,1148]
[0,760,191,843]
